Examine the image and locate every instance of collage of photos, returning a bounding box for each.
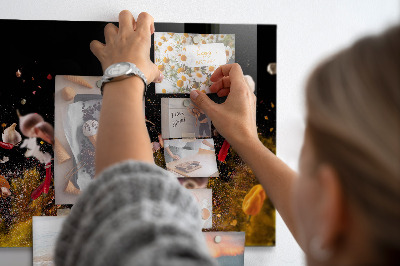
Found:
[0,20,57,245]
[1,19,276,266]
[32,215,245,266]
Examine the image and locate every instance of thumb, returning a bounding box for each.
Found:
[244,75,255,92]
[150,63,164,83]
[190,90,216,116]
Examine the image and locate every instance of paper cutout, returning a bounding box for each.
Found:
[155,33,235,94]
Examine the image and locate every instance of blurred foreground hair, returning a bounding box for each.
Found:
[306,25,400,264]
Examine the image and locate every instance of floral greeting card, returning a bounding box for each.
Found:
[154,33,235,94]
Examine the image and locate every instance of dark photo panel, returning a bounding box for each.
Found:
[0,19,276,247]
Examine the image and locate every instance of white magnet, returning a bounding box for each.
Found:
[214,235,222,244]
[267,63,276,75]
[193,35,201,44]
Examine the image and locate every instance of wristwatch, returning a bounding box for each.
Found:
[97,62,148,96]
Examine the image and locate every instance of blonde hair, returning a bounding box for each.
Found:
[305,25,400,263]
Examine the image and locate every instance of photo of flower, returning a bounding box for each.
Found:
[155,33,235,94]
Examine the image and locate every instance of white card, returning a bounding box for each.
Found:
[184,43,226,67]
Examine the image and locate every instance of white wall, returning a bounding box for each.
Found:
[0,1,398,265]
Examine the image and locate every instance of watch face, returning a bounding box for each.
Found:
[106,62,131,77]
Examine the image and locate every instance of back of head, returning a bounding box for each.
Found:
[305,25,400,264]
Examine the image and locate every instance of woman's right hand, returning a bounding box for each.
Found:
[189,63,258,148]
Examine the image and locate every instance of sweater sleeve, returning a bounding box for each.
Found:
[54,160,217,266]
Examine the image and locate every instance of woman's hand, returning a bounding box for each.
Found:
[190,63,258,148]
[172,154,181,161]
[90,10,163,83]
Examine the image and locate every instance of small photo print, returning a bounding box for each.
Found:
[190,189,212,229]
[33,216,66,266]
[154,32,235,94]
[164,138,218,177]
[161,98,211,139]
[204,231,245,266]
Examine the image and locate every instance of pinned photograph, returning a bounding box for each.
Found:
[154,32,235,94]
[54,75,102,204]
[204,231,245,266]
[164,138,218,177]
[161,98,211,139]
[33,216,66,266]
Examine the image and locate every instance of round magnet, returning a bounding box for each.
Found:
[193,35,201,44]
[214,235,222,244]
[183,99,191,107]
[267,63,276,75]
[96,80,102,88]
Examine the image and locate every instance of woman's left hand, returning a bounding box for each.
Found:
[90,10,163,83]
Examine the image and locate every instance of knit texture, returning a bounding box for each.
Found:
[54,160,216,266]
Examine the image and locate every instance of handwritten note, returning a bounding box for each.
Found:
[171,111,186,128]
[184,43,226,67]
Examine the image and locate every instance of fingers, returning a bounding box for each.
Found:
[104,23,118,44]
[153,70,164,83]
[190,90,217,118]
[136,12,154,37]
[209,76,231,93]
[209,69,255,98]
[119,10,135,35]
[210,63,244,84]
[146,63,164,83]
[244,75,255,93]
[90,40,105,59]
[217,88,230,97]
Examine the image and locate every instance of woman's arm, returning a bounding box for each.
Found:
[201,139,214,149]
[190,64,299,241]
[95,78,153,174]
[90,11,162,175]
[165,146,180,160]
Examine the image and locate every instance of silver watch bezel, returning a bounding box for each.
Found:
[97,62,148,97]
[104,62,132,78]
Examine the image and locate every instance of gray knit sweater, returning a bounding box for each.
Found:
[54,160,217,266]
